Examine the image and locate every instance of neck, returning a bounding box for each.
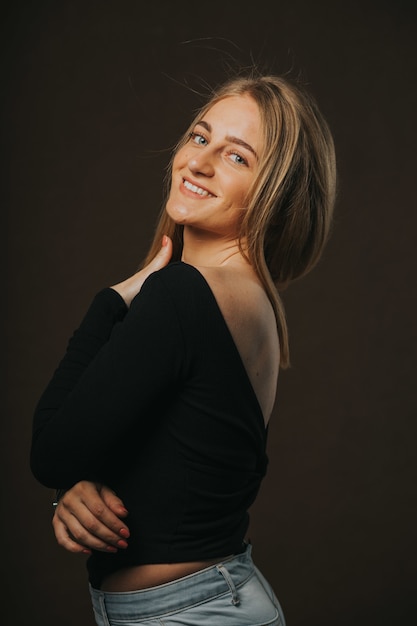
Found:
[181,227,247,268]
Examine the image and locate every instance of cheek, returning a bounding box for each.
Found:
[225,178,251,209]
[172,147,188,170]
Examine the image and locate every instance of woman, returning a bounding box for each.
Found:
[31,71,336,625]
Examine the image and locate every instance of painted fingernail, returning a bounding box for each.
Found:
[119,528,130,538]
[117,539,128,549]
[106,546,118,553]
[82,549,92,555]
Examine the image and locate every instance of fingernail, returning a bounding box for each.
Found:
[119,527,130,538]
[82,549,92,555]
[162,235,168,247]
[117,539,128,549]
[106,546,118,553]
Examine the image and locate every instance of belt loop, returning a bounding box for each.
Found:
[216,564,240,605]
[98,591,111,626]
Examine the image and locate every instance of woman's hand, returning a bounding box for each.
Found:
[52,481,130,555]
[111,235,173,307]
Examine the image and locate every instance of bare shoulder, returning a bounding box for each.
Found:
[195,264,276,329]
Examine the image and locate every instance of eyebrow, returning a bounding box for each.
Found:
[196,120,258,160]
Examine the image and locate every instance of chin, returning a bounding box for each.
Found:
[165,201,190,225]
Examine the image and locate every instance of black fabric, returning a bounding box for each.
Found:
[31,262,269,588]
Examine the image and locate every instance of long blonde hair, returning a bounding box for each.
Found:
[142,72,337,368]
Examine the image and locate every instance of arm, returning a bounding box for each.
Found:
[30,238,178,487]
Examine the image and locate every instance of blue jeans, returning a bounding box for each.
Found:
[89,544,286,625]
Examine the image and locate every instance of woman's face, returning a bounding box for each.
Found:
[166,94,262,239]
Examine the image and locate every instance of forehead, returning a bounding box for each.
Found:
[202,95,262,152]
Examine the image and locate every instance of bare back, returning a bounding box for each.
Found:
[196,264,280,425]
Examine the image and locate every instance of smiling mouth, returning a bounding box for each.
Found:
[183,179,215,197]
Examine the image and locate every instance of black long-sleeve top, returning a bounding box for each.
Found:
[31,262,268,589]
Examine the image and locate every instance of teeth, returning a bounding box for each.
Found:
[183,179,212,196]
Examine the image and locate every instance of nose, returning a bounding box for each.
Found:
[187,149,215,177]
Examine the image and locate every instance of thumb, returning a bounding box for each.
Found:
[148,235,173,272]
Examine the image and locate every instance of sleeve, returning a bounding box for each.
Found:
[30,272,185,488]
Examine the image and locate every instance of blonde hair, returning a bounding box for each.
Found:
[142,72,337,368]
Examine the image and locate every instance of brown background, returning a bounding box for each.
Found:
[2,1,416,624]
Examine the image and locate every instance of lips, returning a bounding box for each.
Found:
[182,178,215,197]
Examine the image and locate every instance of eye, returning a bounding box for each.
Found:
[228,151,248,166]
[190,131,208,146]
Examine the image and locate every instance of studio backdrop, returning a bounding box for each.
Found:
[3,1,416,625]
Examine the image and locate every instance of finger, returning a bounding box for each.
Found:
[80,490,130,540]
[52,513,92,555]
[100,485,129,521]
[64,481,127,530]
[54,503,126,552]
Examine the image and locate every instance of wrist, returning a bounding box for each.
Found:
[52,488,67,510]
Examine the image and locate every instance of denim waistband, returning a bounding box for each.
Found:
[90,543,254,620]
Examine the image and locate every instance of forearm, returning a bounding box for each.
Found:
[30,288,128,487]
